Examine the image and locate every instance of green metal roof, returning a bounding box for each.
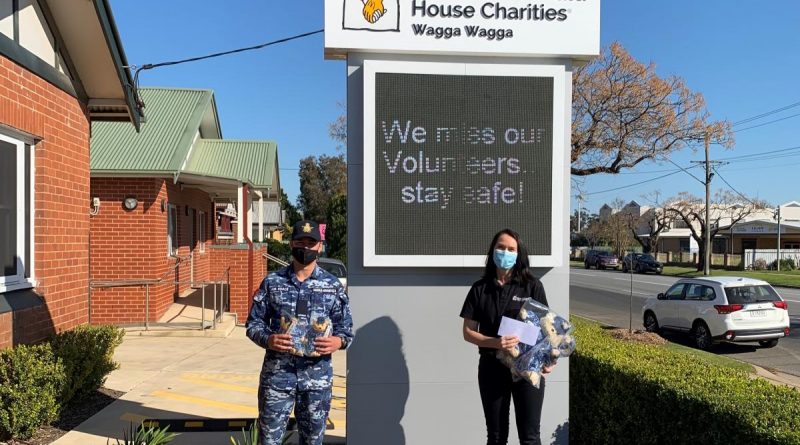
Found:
[91,87,214,173]
[184,139,278,189]
[90,87,279,190]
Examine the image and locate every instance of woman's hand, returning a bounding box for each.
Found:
[542,359,558,375]
[496,335,519,352]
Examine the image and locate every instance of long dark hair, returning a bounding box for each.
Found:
[482,229,533,285]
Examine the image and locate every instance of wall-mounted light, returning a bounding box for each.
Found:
[123,196,138,211]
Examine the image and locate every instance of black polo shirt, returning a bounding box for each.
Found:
[460,275,548,354]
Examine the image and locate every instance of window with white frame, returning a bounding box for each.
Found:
[198,211,206,253]
[167,204,178,257]
[0,132,34,292]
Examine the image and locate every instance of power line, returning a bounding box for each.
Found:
[712,166,760,207]
[663,156,705,185]
[732,100,800,126]
[127,29,324,108]
[731,111,800,133]
[716,144,800,162]
[583,168,695,196]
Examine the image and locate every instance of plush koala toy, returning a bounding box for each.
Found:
[280,314,333,357]
[496,300,576,388]
[305,317,332,357]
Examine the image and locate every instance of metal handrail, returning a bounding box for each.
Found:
[90,265,232,331]
[264,252,289,267]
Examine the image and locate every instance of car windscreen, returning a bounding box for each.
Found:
[319,262,346,278]
[639,254,655,261]
[724,285,781,304]
[598,252,613,257]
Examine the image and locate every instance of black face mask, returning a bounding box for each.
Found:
[291,247,319,265]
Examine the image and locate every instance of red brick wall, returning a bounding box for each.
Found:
[0,55,92,347]
[89,178,215,324]
[209,244,267,322]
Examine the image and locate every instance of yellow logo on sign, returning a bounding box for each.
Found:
[362,0,386,24]
[303,223,312,233]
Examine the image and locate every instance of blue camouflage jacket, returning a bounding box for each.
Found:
[246,264,354,391]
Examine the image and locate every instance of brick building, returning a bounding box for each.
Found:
[0,0,141,348]
[89,87,280,325]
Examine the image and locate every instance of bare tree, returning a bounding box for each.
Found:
[627,192,674,254]
[571,43,733,176]
[666,191,768,270]
[604,199,636,257]
[328,102,347,153]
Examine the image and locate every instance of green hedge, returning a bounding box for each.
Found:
[0,325,124,440]
[0,343,65,440]
[51,324,124,404]
[570,318,800,444]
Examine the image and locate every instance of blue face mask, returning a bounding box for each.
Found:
[493,249,518,270]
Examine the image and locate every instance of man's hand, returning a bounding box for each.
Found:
[268,333,294,353]
[496,335,519,353]
[315,336,343,355]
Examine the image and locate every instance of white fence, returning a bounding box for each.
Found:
[743,249,800,270]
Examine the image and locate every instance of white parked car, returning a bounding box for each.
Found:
[642,277,790,350]
[317,257,347,290]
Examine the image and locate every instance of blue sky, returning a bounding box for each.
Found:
[109,1,800,211]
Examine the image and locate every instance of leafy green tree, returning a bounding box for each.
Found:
[297,154,346,222]
[280,189,302,226]
[325,194,347,264]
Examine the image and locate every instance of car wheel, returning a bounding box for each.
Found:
[584,261,590,269]
[759,339,779,348]
[634,264,641,273]
[622,264,628,273]
[656,270,663,275]
[643,312,660,333]
[693,321,713,351]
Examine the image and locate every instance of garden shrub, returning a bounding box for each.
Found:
[771,258,796,271]
[51,324,124,404]
[753,258,769,270]
[570,318,800,444]
[0,343,65,440]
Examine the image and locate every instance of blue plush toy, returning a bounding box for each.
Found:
[496,299,576,388]
[280,314,332,357]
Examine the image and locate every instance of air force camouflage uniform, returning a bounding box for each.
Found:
[246,264,353,445]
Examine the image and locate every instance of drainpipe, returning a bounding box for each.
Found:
[256,190,264,243]
[88,230,92,324]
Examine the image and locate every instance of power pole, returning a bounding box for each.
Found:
[776,205,782,271]
[576,194,585,233]
[690,130,724,276]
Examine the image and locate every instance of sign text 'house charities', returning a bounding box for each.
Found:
[325,0,600,59]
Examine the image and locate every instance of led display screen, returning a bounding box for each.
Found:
[374,73,553,256]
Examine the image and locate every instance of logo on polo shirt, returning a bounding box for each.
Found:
[512,295,529,303]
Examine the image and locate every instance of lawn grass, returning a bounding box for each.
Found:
[574,316,755,374]
[571,259,800,287]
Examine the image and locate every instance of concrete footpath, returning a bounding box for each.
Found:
[52,327,346,445]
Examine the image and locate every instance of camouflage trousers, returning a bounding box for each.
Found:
[258,386,332,445]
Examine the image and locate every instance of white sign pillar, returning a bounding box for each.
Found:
[327,2,599,443]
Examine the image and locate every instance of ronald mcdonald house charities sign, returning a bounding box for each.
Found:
[325,0,600,59]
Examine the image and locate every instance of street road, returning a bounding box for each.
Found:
[570,268,800,377]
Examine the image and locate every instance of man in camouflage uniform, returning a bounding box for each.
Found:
[246,220,354,445]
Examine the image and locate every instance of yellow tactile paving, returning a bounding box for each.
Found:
[179,375,258,394]
[150,390,259,416]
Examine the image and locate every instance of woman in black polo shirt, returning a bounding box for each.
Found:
[460,228,554,445]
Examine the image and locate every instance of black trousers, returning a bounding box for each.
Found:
[478,353,546,445]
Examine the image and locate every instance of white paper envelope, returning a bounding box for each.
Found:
[498,316,541,346]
